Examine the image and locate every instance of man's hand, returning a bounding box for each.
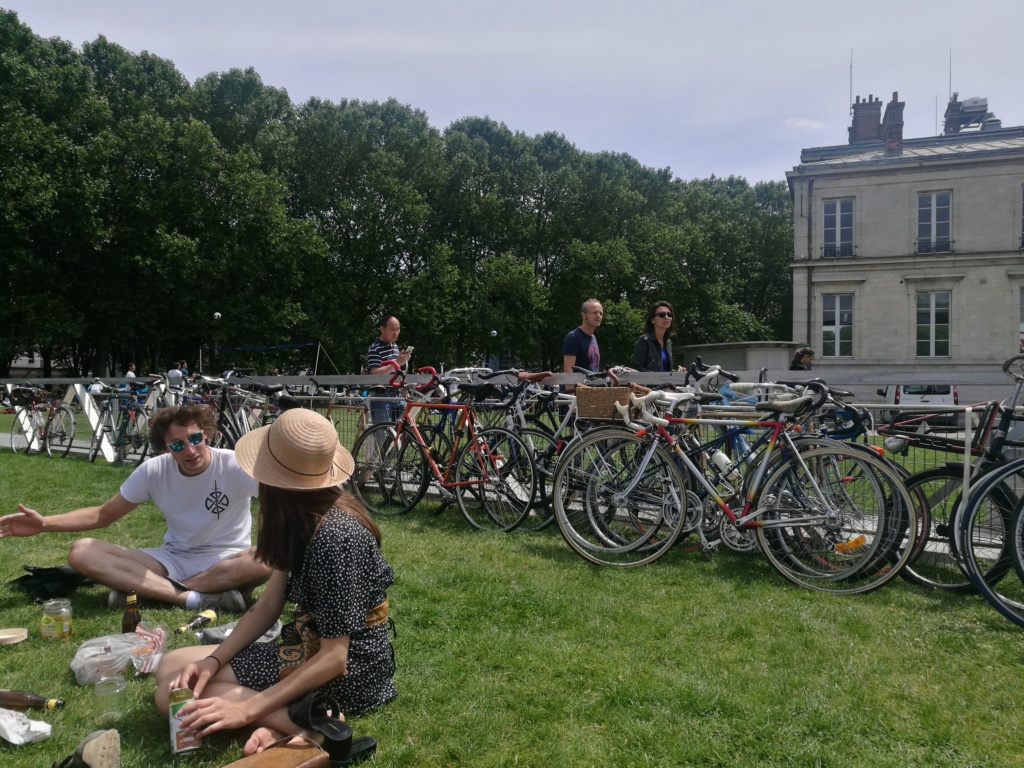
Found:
[0,504,45,538]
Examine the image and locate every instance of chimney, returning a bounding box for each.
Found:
[848,93,882,144]
[881,91,905,155]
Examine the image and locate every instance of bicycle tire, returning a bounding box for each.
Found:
[956,457,1024,628]
[87,410,110,462]
[350,424,427,517]
[117,409,149,465]
[412,426,454,516]
[551,430,688,566]
[9,410,33,454]
[517,427,561,531]
[754,445,915,594]
[455,427,537,532]
[45,406,76,458]
[899,465,1014,591]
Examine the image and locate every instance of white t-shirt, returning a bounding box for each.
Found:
[125,370,136,379]
[119,448,259,557]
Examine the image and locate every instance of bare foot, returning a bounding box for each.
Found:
[244,726,286,755]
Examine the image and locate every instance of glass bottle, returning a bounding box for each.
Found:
[176,609,217,636]
[121,592,142,634]
[0,689,65,711]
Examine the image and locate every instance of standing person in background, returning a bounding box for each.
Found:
[180,361,190,377]
[125,363,137,379]
[167,362,184,389]
[789,347,815,371]
[366,315,411,424]
[632,301,675,372]
[562,299,603,373]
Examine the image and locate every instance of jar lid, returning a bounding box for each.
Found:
[0,628,28,645]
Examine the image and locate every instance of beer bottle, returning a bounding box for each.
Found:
[121,591,142,634]
[176,609,217,636]
[0,689,66,711]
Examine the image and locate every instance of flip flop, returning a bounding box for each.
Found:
[52,729,120,768]
[287,692,377,766]
[287,691,351,744]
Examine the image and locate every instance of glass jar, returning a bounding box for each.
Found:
[40,598,72,640]
[94,675,127,720]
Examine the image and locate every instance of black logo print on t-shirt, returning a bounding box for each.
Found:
[205,482,229,519]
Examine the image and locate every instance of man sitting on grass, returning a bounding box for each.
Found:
[0,405,270,613]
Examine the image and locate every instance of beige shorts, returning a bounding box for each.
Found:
[140,545,247,583]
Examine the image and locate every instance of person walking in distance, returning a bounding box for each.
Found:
[0,405,271,613]
[563,299,603,373]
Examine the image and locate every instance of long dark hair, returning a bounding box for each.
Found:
[255,485,381,572]
[643,301,676,338]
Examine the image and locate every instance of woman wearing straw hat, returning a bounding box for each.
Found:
[154,409,394,764]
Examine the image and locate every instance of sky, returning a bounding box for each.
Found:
[4,1,1023,183]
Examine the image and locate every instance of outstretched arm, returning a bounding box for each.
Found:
[0,493,138,538]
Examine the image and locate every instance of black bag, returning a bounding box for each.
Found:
[7,564,94,603]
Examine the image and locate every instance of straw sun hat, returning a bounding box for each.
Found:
[235,408,354,490]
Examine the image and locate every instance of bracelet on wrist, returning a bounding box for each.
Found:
[206,655,222,673]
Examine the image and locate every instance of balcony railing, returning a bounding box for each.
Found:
[822,243,855,258]
[916,238,953,254]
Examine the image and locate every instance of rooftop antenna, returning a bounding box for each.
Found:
[849,50,854,116]
[948,49,952,100]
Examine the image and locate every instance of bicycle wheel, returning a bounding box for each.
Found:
[957,457,1024,628]
[45,406,77,458]
[755,445,915,594]
[900,465,1014,591]
[9,410,33,453]
[117,410,149,465]
[455,427,537,532]
[87,415,105,462]
[551,430,688,566]
[350,424,427,517]
[413,424,455,516]
[517,427,561,531]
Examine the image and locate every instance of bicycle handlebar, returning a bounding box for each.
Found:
[1003,353,1024,374]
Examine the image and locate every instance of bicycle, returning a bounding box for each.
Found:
[8,386,76,458]
[86,381,150,465]
[349,369,537,531]
[882,353,1024,591]
[551,385,917,594]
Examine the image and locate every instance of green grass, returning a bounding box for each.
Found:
[3,450,1024,766]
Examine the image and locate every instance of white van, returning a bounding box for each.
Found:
[876,384,958,426]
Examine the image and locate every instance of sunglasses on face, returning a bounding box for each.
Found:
[654,312,673,319]
[168,432,205,452]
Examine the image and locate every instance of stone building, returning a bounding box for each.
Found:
[786,91,1024,399]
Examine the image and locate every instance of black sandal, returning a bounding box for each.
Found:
[287,692,377,766]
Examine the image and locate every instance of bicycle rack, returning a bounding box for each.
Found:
[76,383,118,463]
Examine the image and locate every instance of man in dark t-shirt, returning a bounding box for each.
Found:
[562,299,603,373]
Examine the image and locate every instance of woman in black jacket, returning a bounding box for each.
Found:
[632,301,675,372]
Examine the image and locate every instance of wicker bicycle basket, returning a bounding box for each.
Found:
[574,385,632,420]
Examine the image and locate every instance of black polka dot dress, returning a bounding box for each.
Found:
[229,507,396,715]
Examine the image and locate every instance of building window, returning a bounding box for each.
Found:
[916,291,950,357]
[822,294,853,357]
[823,198,854,257]
[917,192,951,253]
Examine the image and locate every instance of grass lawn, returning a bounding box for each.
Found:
[2,449,1024,766]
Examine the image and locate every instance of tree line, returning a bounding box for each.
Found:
[0,10,793,378]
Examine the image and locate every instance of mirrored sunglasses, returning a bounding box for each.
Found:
[654,312,673,319]
[168,431,205,452]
